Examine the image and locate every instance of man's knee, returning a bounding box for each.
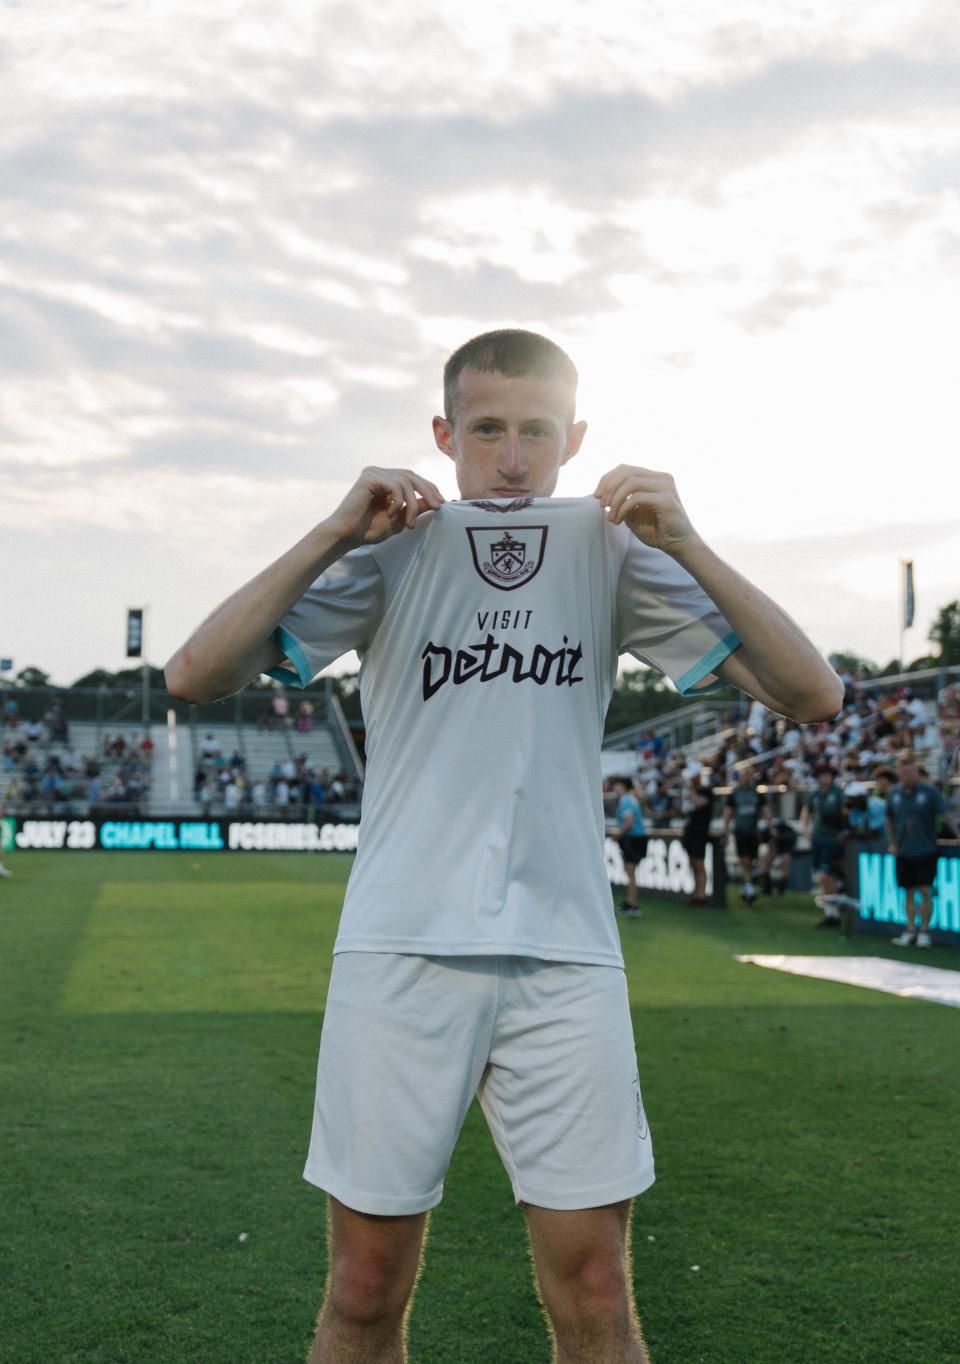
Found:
[324,1202,426,1330]
[544,1250,631,1325]
[328,1257,412,1328]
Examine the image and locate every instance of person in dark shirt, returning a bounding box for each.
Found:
[723,766,772,905]
[682,766,716,906]
[888,752,958,946]
[799,764,847,927]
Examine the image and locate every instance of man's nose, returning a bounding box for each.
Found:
[497,432,526,476]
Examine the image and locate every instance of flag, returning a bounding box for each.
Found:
[126,609,144,658]
[902,561,915,630]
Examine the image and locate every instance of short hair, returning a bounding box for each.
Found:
[873,766,896,782]
[443,329,578,422]
[896,751,918,769]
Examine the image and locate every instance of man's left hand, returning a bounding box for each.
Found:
[594,465,700,556]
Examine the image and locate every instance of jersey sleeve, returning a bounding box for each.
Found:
[266,547,385,688]
[616,534,741,696]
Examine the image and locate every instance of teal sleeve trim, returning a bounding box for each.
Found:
[676,630,742,696]
[266,625,312,688]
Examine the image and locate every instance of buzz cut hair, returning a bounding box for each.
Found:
[443,329,579,423]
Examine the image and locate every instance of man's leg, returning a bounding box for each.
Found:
[309,1197,428,1364]
[624,861,638,910]
[916,886,933,933]
[525,1201,650,1364]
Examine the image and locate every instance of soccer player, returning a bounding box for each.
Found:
[166,329,843,1363]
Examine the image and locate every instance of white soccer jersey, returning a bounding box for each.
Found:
[269,496,740,967]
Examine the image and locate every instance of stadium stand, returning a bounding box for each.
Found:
[0,683,363,821]
[602,666,960,890]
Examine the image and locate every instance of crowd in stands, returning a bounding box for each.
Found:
[606,673,959,850]
[1,707,154,815]
[192,732,356,817]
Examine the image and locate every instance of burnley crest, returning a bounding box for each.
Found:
[466,525,548,591]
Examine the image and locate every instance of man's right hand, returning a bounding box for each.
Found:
[326,467,445,547]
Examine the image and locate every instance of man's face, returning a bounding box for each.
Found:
[432,368,587,500]
[898,761,919,788]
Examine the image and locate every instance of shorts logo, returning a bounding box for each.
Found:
[466,526,548,592]
[632,1072,649,1141]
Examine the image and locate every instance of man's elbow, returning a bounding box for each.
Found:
[165,650,214,706]
[793,677,846,724]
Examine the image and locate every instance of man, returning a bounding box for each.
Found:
[681,764,717,908]
[611,777,647,917]
[723,765,772,905]
[888,751,958,947]
[799,763,847,927]
[166,329,842,1363]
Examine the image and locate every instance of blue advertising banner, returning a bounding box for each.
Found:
[7,816,359,854]
[846,841,960,947]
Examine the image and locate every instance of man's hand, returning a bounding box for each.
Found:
[593,465,700,556]
[327,466,445,548]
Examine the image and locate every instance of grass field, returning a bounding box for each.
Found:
[2,852,959,1364]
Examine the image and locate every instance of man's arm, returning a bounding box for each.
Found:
[165,467,444,705]
[593,465,844,724]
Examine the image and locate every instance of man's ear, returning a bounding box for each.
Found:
[562,419,588,466]
[432,415,455,460]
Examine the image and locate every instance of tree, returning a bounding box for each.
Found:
[603,667,731,736]
[15,666,50,687]
[929,600,960,667]
[828,652,878,677]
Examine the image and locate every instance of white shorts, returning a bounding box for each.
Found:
[304,953,655,1215]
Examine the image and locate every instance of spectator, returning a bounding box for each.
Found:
[723,766,772,906]
[682,765,716,907]
[271,691,290,729]
[200,732,221,759]
[799,764,847,928]
[610,776,646,918]
[888,751,959,947]
[296,700,315,733]
[0,798,11,877]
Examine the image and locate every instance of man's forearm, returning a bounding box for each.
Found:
[673,536,843,719]
[165,520,354,704]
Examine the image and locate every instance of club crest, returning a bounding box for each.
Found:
[466,525,548,591]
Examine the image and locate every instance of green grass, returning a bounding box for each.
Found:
[2,853,959,1363]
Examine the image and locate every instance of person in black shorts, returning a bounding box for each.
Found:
[610,776,647,917]
[682,765,716,906]
[758,817,797,894]
[888,752,958,946]
[723,765,772,904]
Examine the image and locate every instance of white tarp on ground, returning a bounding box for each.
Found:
[736,955,960,1009]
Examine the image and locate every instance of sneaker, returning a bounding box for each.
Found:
[891,931,916,947]
[916,931,931,948]
[0,867,11,878]
[617,905,641,918]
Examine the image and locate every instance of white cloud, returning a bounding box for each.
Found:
[4,1,960,680]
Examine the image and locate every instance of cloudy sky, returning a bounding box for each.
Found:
[3,0,958,687]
